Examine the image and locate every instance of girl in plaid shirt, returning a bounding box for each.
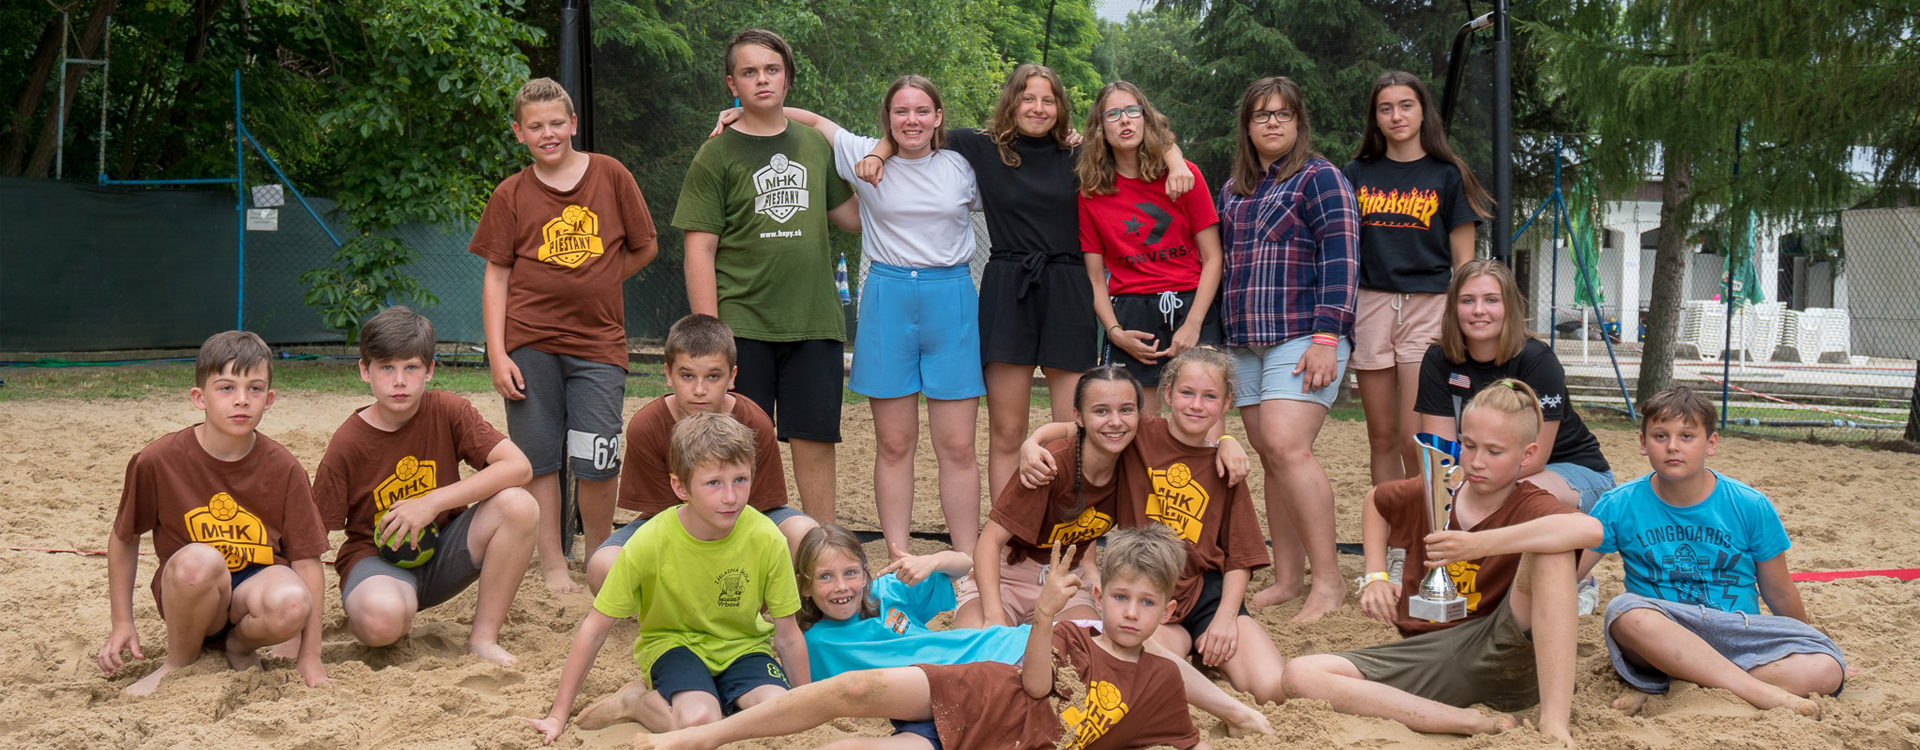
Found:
[1216,76,1359,622]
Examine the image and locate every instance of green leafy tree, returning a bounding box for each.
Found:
[1528,0,1905,402]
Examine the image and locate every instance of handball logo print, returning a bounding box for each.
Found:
[1045,506,1114,549]
[538,204,605,268]
[184,492,273,571]
[752,153,808,223]
[1445,559,1484,611]
[1146,462,1209,543]
[373,455,437,520]
[1061,680,1130,750]
[715,568,750,608]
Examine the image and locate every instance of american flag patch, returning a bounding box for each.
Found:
[1449,373,1471,389]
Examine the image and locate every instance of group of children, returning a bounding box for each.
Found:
[95,24,1850,750]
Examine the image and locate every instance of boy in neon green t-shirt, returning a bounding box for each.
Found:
[529,413,807,743]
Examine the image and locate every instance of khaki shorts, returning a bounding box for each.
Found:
[954,557,1099,624]
[1351,289,1446,370]
[1335,597,1539,711]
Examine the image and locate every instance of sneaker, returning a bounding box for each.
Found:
[1387,548,1406,587]
[1578,576,1601,615]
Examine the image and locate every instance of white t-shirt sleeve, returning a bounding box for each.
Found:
[832,129,882,184]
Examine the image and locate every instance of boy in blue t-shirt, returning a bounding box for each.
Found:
[1579,387,1847,718]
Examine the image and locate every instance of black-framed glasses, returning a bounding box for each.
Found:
[1102,105,1145,122]
[1252,109,1297,124]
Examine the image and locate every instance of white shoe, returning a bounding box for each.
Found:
[1578,576,1601,615]
[1387,548,1406,587]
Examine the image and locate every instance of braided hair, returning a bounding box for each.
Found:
[1068,364,1143,516]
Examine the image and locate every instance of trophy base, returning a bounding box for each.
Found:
[1408,594,1467,623]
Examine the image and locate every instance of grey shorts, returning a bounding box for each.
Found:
[1602,592,1848,695]
[595,505,808,552]
[505,347,626,480]
[341,505,481,611]
[1337,597,1541,711]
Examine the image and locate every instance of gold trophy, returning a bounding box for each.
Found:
[1409,433,1467,623]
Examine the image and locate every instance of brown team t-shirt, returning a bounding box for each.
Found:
[1377,477,1573,636]
[312,390,509,581]
[467,152,658,370]
[921,621,1199,750]
[989,439,1128,569]
[616,393,789,515]
[1121,416,1270,621]
[112,427,329,604]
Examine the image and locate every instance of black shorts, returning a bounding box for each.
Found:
[733,337,844,443]
[978,253,1098,372]
[204,563,270,650]
[1179,569,1249,637]
[1104,289,1223,387]
[649,646,790,715]
[890,719,944,750]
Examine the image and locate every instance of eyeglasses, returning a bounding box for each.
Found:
[1102,105,1144,122]
[1252,109,1297,124]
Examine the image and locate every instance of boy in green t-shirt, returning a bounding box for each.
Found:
[528,412,809,743]
[673,28,860,525]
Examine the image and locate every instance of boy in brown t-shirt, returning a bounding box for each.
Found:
[469,77,658,593]
[96,331,331,697]
[312,307,538,666]
[1283,379,1598,746]
[583,313,817,593]
[632,525,1206,750]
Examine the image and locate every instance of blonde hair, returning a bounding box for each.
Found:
[1441,258,1534,365]
[1459,378,1543,444]
[195,330,272,387]
[667,412,757,482]
[793,525,878,629]
[1077,81,1176,195]
[984,63,1073,168]
[512,77,574,122]
[1157,346,1236,412]
[1097,524,1183,599]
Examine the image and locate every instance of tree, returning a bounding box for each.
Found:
[1528,0,1907,403]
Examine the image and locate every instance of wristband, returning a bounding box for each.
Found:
[1215,435,1237,444]
[1310,333,1339,347]
[861,154,883,162]
[1364,571,1391,585]
[1108,324,1124,334]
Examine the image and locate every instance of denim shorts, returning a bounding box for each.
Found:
[1231,334,1351,408]
[1545,462,1615,513]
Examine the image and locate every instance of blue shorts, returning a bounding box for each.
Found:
[649,646,790,714]
[890,719,944,749]
[1603,592,1847,696]
[850,262,985,401]
[596,505,807,552]
[1545,462,1615,513]
[1231,334,1351,408]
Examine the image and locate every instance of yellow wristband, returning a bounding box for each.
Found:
[1364,571,1391,584]
[1216,435,1237,443]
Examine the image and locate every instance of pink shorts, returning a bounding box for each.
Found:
[1352,289,1446,370]
[954,557,1100,624]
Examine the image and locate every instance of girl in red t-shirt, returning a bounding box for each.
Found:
[1076,82,1224,414]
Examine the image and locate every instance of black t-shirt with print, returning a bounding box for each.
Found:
[1342,155,1480,293]
[1414,339,1609,473]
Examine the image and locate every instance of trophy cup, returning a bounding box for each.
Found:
[1408,433,1467,623]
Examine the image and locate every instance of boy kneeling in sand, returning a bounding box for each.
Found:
[530,412,809,744]
[1582,386,1847,717]
[97,331,331,696]
[634,524,1210,750]
[311,306,538,666]
[1284,380,1593,746]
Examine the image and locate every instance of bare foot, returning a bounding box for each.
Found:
[124,662,180,697]
[468,640,518,667]
[576,681,649,730]
[543,567,583,595]
[225,642,262,673]
[1540,722,1575,747]
[268,636,301,660]
[631,730,705,750]
[1249,583,1302,609]
[1471,712,1519,735]
[1611,689,1651,716]
[1288,584,1345,623]
[1781,695,1820,719]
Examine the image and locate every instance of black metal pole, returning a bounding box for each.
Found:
[1491,0,1513,264]
[1441,13,1493,135]
[1041,0,1058,66]
[560,0,584,150]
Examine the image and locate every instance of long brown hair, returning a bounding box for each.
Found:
[1440,258,1534,365]
[879,75,947,155]
[1229,76,1320,197]
[984,63,1073,168]
[1076,81,1176,195]
[1352,71,1492,219]
[793,525,879,629]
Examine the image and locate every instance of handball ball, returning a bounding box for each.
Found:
[379,522,440,569]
